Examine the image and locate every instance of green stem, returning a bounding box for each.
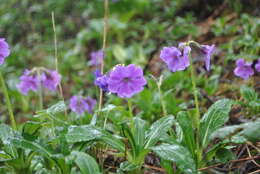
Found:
[188,58,200,129]
[158,81,167,116]
[0,71,17,130]
[188,53,202,167]
[103,111,109,129]
[128,100,133,118]
[128,99,134,128]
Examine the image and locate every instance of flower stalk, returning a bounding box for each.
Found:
[158,75,167,116]
[0,71,17,130]
[98,0,109,113]
[52,11,68,119]
[187,45,202,167]
[128,99,134,128]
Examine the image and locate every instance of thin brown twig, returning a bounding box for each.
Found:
[198,155,260,171]
[246,144,260,168]
[247,141,260,153]
[103,155,260,173]
[248,169,260,174]
[144,164,165,172]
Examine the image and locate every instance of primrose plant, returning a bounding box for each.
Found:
[0,33,259,174]
[64,40,237,174]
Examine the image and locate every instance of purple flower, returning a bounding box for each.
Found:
[89,50,104,66]
[200,45,215,71]
[234,58,254,80]
[95,75,109,92]
[69,96,96,115]
[255,59,260,72]
[178,43,191,67]
[0,38,10,65]
[107,64,147,98]
[85,97,97,113]
[93,69,102,78]
[160,46,190,72]
[94,69,109,92]
[42,70,61,91]
[17,70,39,95]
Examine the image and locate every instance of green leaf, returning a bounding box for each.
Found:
[133,117,148,148]
[242,121,260,142]
[11,138,52,157]
[0,124,16,143]
[121,123,137,158]
[0,124,19,158]
[66,125,101,143]
[22,121,42,141]
[205,142,226,162]
[0,151,12,162]
[100,104,117,112]
[210,125,243,140]
[160,159,174,174]
[200,99,233,147]
[52,154,71,174]
[145,116,174,148]
[35,101,68,125]
[240,85,258,101]
[90,114,98,126]
[210,119,260,142]
[177,111,196,158]
[66,125,125,152]
[151,143,196,174]
[117,161,139,172]
[216,148,235,163]
[71,151,100,174]
[99,132,125,152]
[46,101,66,115]
[112,44,127,63]
[22,121,42,135]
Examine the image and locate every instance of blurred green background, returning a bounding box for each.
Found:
[0,0,259,123]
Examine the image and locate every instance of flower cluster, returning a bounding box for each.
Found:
[233,58,260,80]
[69,96,96,115]
[108,64,147,98]
[160,42,215,72]
[89,50,104,66]
[7,35,259,118]
[160,45,190,72]
[200,45,215,71]
[0,38,10,65]
[16,70,39,95]
[95,64,147,98]
[94,69,109,92]
[17,69,61,95]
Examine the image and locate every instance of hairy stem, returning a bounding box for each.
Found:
[51,12,58,74]
[188,53,202,167]
[0,71,17,130]
[158,76,167,116]
[98,0,109,113]
[127,99,135,129]
[52,11,68,119]
[188,58,200,129]
[128,99,133,118]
